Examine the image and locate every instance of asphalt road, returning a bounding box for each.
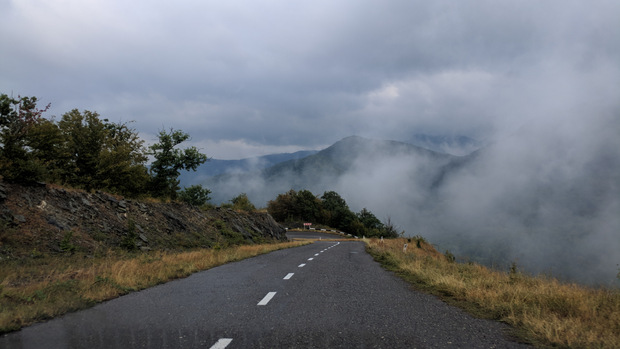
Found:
[286,230,344,240]
[1,241,529,348]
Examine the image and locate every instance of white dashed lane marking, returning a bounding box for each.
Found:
[257,292,277,306]
[308,258,314,261]
[283,273,294,280]
[298,263,306,268]
[210,338,233,349]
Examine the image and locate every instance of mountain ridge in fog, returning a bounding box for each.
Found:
[179,150,319,187]
[202,133,619,286]
[204,135,458,205]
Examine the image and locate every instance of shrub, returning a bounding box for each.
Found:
[230,193,255,212]
[59,231,77,254]
[120,219,138,251]
[178,184,211,206]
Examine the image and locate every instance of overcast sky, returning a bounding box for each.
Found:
[2,0,619,159]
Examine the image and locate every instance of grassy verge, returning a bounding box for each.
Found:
[365,237,620,348]
[0,241,308,333]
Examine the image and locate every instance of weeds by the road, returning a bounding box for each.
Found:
[0,241,308,333]
[365,238,620,348]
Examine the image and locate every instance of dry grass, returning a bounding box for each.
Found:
[0,241,308,333]
[365,238,620,348]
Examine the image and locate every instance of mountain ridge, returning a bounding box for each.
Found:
[180,134,480,189]
[204,135,459,205]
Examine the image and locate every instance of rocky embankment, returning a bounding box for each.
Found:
[0,180,287,259]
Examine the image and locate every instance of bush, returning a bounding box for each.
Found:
[444,250,456,263]
[178,185,211,206]
[120,219,138,251]
[59,231,77,254]
[230,193,255,212]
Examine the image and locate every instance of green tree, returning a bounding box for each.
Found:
[320,191,356,231]
[348,219,367,237]
[294,189,323,222]
[267,189,297,221]
[26,118,67,183]
[57,110,149,195]
[178,184,211,206]
[0,94,50,182]
[381,216,400,238]
[230,193,256,211]
[58,109,108,190]
[148,129,208,199]
[358,208,384,233]
[97,121,149,196]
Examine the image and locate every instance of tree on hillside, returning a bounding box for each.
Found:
[295,189,324,222]
[230,193,256,211]
[58,110,149,195]
[267,189,297,221]
[358,208,383,231]
[58,109,109,190]
[0,94,50,182]
[321,190,356,231]
[26,118,66,182]
[381,216,400,238]
[148,129,208,199]
[267,189,325,223]
[178,184,211,206]
[267,189,387,236]
[97,121,150,196]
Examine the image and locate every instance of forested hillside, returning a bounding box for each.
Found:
[0,94,208,202]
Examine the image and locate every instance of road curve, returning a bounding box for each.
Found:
[286,230,344,240]
[1,241,529,348]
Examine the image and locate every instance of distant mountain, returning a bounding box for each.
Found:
[182,134,479,190]
[179,150,318,188]
[406,134,482,156]
[204,135,458,205]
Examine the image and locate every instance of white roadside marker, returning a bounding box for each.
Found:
[210,338,233,349]
[284,273,294,280]
[257,292,277,306]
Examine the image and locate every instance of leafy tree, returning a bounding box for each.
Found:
[97,121,149,196]
[56,110,149,195]
[58,109,108,190]
[358,208,383,230]
[268,189,388,236]
[148,129,208,199]
[381,216,400,238]
[0,94,50,182]
[294,189,324,222]
[347,219,367,237]
[178,184,211,206]
[267,189,297,221]
[321,191,356,231]
[230,193,256,211]
[26,118,67,182]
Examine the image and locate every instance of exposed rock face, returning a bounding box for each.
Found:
[0,180,286,258]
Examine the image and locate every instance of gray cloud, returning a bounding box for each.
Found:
[3,0,618,157]
[2,1,619,283]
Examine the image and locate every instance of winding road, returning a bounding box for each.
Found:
[1,232,529,348]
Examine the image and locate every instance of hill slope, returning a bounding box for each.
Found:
[0,181,286,259]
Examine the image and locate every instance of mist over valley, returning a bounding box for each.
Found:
[187,133,619,286]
